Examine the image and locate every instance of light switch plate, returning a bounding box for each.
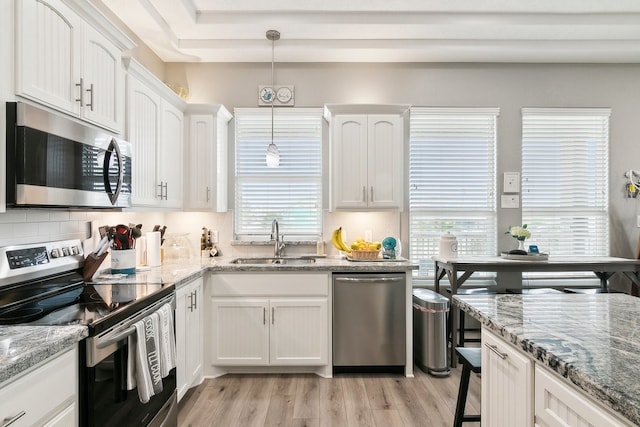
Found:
[501,194,520,209]
[503,172,521,193]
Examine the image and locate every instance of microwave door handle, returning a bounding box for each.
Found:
[103,138,123,205]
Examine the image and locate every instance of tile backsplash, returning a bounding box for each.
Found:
[0,209,99,248]
[0,208,402,262]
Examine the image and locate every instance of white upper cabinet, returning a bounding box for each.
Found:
[15,0,133,134]
[159,101,185,209]
[184,104,232,212]
[125,59,186,209]
[325,105,408,211]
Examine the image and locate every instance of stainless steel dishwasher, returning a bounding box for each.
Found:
[333,273,406,368]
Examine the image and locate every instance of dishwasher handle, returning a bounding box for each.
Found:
[334,276,404,283]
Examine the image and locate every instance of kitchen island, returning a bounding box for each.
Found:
[453,293,640,426]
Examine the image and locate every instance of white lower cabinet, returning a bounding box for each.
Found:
[175,276,203,402]
[481,327,534,427]
[209,273,329,368]
[0,348,78,427]
[534,365,632,427]
[482,327,634,427]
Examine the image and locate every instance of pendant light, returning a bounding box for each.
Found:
[266,29,280,168]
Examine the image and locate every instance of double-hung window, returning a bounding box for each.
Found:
[521,108,610,258]
[409,108,499,276]
[234,108,323,240]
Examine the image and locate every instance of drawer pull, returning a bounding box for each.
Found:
[2,411,26,427]
[484,343,507,359]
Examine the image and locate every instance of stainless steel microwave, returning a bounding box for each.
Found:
[6,102,132,209]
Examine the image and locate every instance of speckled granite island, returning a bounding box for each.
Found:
[453,293,640,426]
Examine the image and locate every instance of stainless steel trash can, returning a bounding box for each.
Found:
[413,288,450,376]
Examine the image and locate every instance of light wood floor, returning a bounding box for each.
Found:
[178,365,481,427]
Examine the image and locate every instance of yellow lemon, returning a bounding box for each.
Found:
[350,243,359,250]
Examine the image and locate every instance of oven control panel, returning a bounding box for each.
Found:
[0,240,84,286]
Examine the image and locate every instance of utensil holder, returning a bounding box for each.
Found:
[111,249,136,274]
[83,252,108,281]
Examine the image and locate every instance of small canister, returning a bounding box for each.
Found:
[439,232,458,259]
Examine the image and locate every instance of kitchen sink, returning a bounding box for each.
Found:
[230,257,316,265]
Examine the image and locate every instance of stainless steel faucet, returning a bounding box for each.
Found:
[271,219,285,257]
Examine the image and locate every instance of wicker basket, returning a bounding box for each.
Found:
[349,249,381,260]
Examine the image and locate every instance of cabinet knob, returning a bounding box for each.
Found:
[370,186,374,202]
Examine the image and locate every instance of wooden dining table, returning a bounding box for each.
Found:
[433,255,640,367]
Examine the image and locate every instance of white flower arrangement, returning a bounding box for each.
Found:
[506,224,531,241]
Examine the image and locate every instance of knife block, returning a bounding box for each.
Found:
[83,252,108,282]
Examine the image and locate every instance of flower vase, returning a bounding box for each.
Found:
[518,240,526,252]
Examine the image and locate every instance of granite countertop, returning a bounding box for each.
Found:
[0,325,88,385]
[203,255,418,272]
[0,256,417,386]
[453,293,640,426]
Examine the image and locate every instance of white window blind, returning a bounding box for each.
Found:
[409,108,499,274]
[234,108,323,240]
[522,108,610,257]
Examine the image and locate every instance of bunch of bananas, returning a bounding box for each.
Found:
[331,227,351,253]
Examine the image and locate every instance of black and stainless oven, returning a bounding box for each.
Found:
[5,102,132,209]
[0,240,177,427]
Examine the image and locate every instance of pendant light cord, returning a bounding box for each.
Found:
[271,34,275,146]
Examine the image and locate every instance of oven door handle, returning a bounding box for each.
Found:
[96,325,136,349]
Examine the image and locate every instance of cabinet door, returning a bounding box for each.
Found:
[367,115,403,209]
[175,283,189,400]
[187,114,216,210]
[481,328,534,427]
[330,115,369,209]
[16,0,82,116]
[159,101,184,208]
[186,279,203,388]
[534,366,631,427]
[43,403,76,427]
[176,278,204,401]
[81,25,123,133]
[0,349,77,427]
[269,298,328,366]
[127,75,160,207]
[210,298,269,365]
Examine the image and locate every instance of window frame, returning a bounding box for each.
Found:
[233,107,324,241]
[408,107,499,278]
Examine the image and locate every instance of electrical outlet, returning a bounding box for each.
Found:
[501,194,520,209]
[637,215,640,228]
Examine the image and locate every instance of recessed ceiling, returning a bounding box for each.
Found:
[99,0,640,63]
